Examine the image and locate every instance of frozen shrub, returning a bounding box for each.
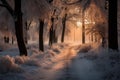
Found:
[0,55,23,74]
[15,56,30,64]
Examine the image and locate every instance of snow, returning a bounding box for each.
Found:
[0,43,120,80]
[0,55,23,74]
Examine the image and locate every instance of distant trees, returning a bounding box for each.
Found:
[4,36,9,43]
[85,0,118,50]
[0,0,118,52]
[48,0,69,43]
[48,1,56,46]
[49,9,57,46]
[86,23,107,47]
[81,10,85,44]
[65,0,91,44]
[108,0,118,50]
[81,0,91,44]
[0,0,27,56]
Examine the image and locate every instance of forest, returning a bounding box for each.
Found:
[0,0,120,80]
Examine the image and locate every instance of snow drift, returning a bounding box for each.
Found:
[0,55,23,74]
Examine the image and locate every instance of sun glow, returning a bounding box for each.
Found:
[76,21,82,27]
[76,19,95,27]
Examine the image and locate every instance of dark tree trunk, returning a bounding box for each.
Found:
[108,0,118,50]
[52,29,55,43]
[61,14,67,42]
[82,11,85,44]
[51,20,57,43]
[49,17,57,46]
[0,0,27,56]
[4,36,9,43]
[39,19,44,51]
[53,30,55,43]
[49,27,53,46]
[49,18,54,46]
[14,0,27,56]
[53,30,58,43]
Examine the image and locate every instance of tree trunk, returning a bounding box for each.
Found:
[39,19,44,51]
[49,18,54,46]
[14,0,27,56]
[53,30,55,43]
[61,14,67,42]
[49,27,53,46]
[53,30,58,43]
[82,11,85,44]
[108,0,118,50]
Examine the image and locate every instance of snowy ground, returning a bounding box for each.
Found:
[0,43,120,80]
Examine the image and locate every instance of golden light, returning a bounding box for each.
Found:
[84,19,95,25]
[76,21,82,27]
[85,19,89,24]
[92,22,96,24]
[76,19,95,27]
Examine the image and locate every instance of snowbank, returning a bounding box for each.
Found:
[94,49,120,80]
[74,46,120,80]
[0,55,23,74]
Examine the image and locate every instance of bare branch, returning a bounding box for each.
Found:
[28,19,33,27]
[0,0,14,17]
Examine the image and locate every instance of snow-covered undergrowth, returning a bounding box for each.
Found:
[72,46,120,80]
[0,55,23,74]
[93,49,120,80]
[0,43,73,79]
[0,43,120,80]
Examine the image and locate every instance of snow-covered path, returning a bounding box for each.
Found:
[54,45,102,80]
[22,44,78,80]
[20,44,102,80]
